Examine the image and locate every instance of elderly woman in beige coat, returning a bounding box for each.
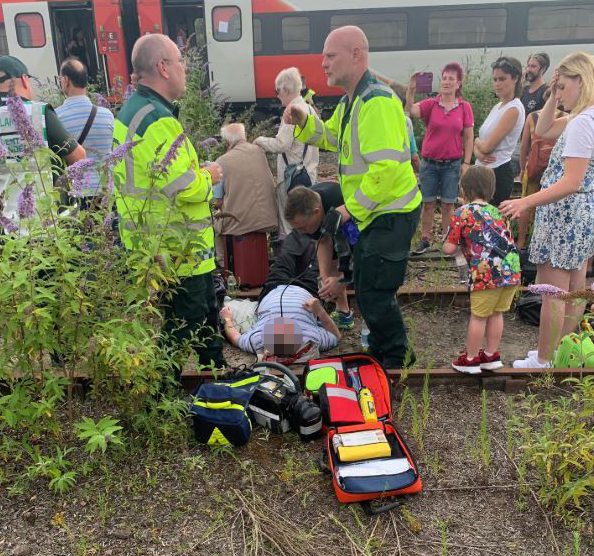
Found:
[254,67,319,238]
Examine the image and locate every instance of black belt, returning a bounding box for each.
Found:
[424,157,460,165]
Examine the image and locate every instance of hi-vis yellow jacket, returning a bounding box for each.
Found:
[295,71,421,230]
[113,85,215,277]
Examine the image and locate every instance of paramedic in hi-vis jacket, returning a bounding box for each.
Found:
[284,26,422,369]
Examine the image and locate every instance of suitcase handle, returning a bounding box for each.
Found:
[252,361,302,394]
[361,498,405,515]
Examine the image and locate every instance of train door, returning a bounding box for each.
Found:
[120,0,141,74]
[50,3,102,82]
[161,0,207,54]
[2,3,58,87]
[204,0,255,103]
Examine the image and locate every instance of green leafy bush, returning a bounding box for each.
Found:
[512,376,594,523]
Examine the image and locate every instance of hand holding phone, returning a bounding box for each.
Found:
[415,72,433,94]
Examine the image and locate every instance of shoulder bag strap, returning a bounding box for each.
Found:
[77,105,98,145]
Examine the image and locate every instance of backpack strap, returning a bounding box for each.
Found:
[77,105,97,145]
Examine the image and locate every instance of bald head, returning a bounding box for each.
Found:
[221,122,246,148]
[60,57,88,95]
[322,26,369,97]
[130,33,186,101]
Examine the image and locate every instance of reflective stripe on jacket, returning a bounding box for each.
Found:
[113,85,215,277]
[0,100,53,234]
[295,71,421,230]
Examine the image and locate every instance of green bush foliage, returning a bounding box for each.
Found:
[0,57,224,491]
[512,377,594,523]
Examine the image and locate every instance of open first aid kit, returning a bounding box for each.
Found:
[304,353,422,512]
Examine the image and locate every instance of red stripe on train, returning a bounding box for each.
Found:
[252,0,296,13]
[254,54,343,99]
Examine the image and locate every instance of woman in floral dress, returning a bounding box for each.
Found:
[501,52,594,368]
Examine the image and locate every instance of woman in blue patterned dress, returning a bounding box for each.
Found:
[500,52,594,368]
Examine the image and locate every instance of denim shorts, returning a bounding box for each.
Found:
[419,159,461,203]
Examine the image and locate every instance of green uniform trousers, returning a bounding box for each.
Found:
[163,272,224,376]
[353,208,420,368]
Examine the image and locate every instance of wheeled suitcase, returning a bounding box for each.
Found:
[304,353,422,513]
[224,232,269,287]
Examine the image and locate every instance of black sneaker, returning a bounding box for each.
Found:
[411,239,431,256]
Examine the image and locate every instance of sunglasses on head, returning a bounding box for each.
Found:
[491,59,520,77]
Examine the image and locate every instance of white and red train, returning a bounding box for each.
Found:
[1,0,593,104]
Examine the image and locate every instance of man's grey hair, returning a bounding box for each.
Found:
[221,123,246,147]
[131,34,173,80]
[275,67,302,96]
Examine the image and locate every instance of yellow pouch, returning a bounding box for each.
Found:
[337,442,391,462]
[333,429,391,462]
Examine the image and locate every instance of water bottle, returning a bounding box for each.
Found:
[227,273,237,295]
[455,249,468,285]
[360,322,370,351]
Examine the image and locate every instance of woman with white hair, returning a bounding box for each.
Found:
[254,67,319,238]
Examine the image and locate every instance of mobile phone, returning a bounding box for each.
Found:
[415,72,433,94]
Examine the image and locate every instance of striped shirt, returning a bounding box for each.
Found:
[56,95,114,196]
[238,285,338,353]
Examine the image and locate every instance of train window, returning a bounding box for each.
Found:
[330,13,406,49]
[253,17,262,53]
[0,24,8,56]
[15,13,46,48]
[428,8,506,46]
[194,18,207,51]
[528,5,594,42]
[282,17,310,51]
[212,6,241,42]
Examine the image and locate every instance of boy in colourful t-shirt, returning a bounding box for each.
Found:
[444,166,521,373]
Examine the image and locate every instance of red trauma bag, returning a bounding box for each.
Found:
[304,353,422,513]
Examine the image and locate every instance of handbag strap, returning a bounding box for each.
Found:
[282,143,309,166]
[77,105,97,145]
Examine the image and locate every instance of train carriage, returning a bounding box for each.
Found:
[0,0,593,104]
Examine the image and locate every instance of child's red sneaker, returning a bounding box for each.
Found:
[451,352,482,374]
[479,350,504,371]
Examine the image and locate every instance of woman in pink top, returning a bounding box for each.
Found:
[407,63,475,255]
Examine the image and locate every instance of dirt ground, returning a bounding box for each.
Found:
[3,299,589,556]
[3,154,591,556]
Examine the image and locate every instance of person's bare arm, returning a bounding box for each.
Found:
[474,108,520,154]
[220,306,241,346]
[535,71,568,140]
[462,126,474,171]
[406,73,422,119]
[303,298,341,340]
[443,241,457,255]
[519,115,534,174]
[64,144,86,165]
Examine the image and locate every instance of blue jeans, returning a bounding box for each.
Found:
[419,159,461,203]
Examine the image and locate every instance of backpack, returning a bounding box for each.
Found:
[526,113,555,182]
[516,293,541,326]
[305,353,422,514]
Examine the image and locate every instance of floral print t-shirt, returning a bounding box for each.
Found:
[446,202,521,291]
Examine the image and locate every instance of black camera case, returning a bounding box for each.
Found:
[249,362,322,441]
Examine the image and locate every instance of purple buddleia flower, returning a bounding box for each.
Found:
[528,284,568,298]
[6,95,44,153]
[67,159,96,197]
[0,215,18,233]
[92,92,111,110]
[17,184,36,218]
[103,212,114,230]
[0,141,8,160]
[158,133,186,173]
[105,141,136,167]
[200,137,219,149]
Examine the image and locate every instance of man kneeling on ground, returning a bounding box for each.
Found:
[284,183,358,329]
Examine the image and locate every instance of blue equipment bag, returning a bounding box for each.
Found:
[188,372,261,446]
